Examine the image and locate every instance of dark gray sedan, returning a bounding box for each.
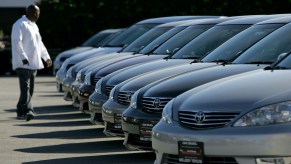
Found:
[152,53,291,164]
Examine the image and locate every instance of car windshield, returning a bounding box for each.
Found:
[201,24,284,62]
[152,25,213,55]
[139,26,186,54]
[171,25,250,59]
[233,23,291,64]
[121,26,173,53]
[105,24,157,47]
[81,32,111,47]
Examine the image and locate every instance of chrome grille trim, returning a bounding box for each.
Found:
[117,91,134,105]
[93,77,101,86]
[178,110,240,129]
[105,85,114,96]
[142,97,172,113]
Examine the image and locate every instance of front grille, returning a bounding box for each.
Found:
[118,91,134,105]
[80,73,86,83]
[178,111,240,129]
[105,85,115,96]
[93,77,101,86]
[127,134,152,150]
[142,97,172,113]
[162,154,238,164]
[66,64,74,70]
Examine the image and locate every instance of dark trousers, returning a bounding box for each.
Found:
[15,68,37,116]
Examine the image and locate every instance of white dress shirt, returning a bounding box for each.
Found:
[11,15,51,70]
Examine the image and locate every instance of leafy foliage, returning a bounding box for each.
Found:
[36,0,291,51]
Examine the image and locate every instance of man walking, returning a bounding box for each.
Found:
[11,4,52,121]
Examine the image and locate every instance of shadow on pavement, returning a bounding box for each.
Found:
[11,127,107,139]
[5,105,76,115]
[15,140,130,154]
[15,120,92,127]
[22,152,155,164]
[33,113,88,120]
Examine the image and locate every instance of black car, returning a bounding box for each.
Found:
[120,19,291,150]
[89,15,283,126]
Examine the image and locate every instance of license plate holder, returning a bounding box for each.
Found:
[139,120,157,141]
[114,113,122,129]
[178,141,204,163]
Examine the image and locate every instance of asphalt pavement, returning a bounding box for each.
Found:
[0,76,155,164]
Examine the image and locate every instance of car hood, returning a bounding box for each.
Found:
[118,62,220,92]
[173,69,291,120]
[104,59,195,86]
[65,47,122,64]
[94,55,170,78]
[54,47,93,62]
[142,64,266,98]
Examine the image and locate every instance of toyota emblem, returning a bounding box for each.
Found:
[194,111,206,123]
[153,98,161,108]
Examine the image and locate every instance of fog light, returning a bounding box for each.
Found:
[103,108,112,114]
[256,157,288,164]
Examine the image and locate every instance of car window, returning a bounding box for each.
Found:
[106,24,157,47]
[171,25,250,59]
[201,24,284,62]
[81,33,111,47]
[153,25,213,55]
[121,27,172,53]
[233,23,291,64]
[139,26,186,54]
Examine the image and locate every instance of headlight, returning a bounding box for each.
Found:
[84,71,92,85]
[234,101,291,127]
[130,89,140,109]
[76,70,82,82]
[162,99,174,124]
[109,86,116,101]
[95,78,103,94]
[66,67,73,78]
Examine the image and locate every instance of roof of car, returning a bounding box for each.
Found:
[256,15,291,24]
[136,16,222,24]
[99,28,125,33]
[179,17,242,26]
[155,19,208,27]
[218,15,291,25]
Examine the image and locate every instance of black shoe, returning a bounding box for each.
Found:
[26,111,34,121]
[17,115,25,119]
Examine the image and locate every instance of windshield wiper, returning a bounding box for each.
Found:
[211,59,232,65]
[190,57,201,63]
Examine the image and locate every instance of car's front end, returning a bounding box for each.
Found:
[78,71,98,114]
[152,68,291,164]
[88,77,111,124]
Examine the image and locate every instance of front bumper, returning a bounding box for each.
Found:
[152,120,291,164]
[88,91,109,123]
[56,69,66,92]
[122,107,160,151]
[71,81,81,108]
[101,99,129,137]
[78,84,95,114]
[62,77,75,101]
